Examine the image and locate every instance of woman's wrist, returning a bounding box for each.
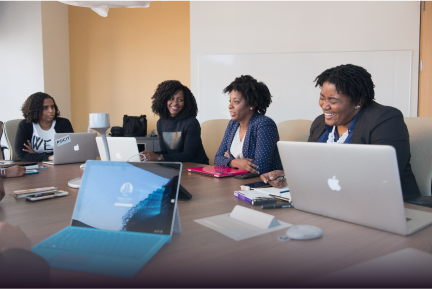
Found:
[228,159,237,168]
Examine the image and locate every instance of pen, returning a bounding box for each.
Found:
[262,204,293,209]
[269,194,291,202]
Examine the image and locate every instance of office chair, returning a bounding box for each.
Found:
[201,119,230,165]
[0,121,7,160]
[403,117,432,207]
[277,119,312,142]
[4,119,24,161]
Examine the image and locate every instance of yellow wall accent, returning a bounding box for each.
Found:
[69,2,190,133]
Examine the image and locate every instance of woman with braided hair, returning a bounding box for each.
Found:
[214,75,282,175]
[140,80,209,164]
[261,64,420,200]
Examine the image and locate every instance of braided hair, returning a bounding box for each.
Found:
[21,92,60,123]
[223,75,272,115]
[314,64,375,107]
[151,80,198,120]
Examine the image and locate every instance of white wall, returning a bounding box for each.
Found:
[0,1,44,122]
[190,1,421,122]
[0,1,71,157]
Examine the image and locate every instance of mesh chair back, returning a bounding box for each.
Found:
[277,119,312,142]
[404,117,432,197]
[201,119,230,165]
[0,121,4,160]
[4,119,24,161]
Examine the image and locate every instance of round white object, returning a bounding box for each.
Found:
[68,177,82,188]
[285,225,323,240]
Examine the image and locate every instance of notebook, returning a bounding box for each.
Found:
[277,141,432,236]
[43,133,97,165]
[96,137,140,162]
[32,161,182,278]
[188,166,248,178]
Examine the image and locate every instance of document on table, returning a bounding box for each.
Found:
[253,185,291,198]
[195,206,292,241]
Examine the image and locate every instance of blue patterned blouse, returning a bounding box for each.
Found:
[214,113,283,174]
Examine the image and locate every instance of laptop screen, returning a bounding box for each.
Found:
[71,161,181,236]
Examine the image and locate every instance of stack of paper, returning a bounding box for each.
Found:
[253,185,291,199]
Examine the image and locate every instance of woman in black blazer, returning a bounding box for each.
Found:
[261,64,420,200]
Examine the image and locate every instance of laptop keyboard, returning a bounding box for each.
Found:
[39,228,164,260]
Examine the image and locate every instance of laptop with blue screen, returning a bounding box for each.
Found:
[32,160,182,278]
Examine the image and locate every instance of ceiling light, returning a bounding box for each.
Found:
[60,1,151,17]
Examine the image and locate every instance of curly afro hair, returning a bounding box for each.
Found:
[151,80,198,120]
[223,75,272,115]
[21,92,60,123]
[314,64,375,108]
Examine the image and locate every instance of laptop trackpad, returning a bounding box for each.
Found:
[49,252,93,265]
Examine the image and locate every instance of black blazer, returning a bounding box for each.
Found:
[308,101,420,199]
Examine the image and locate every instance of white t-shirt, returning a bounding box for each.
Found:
[230,126,244,159]
[32,120,56,154]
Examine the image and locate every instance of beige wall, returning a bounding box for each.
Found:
[42,1,71,121]
[69,1,190,133]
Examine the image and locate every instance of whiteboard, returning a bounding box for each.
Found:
[198,50,412,124]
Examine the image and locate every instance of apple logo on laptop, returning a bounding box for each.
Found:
[74,144,79,151]
[328,176,341,191]
[116,152,122,159]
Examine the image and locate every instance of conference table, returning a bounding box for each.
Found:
[1,162,432,287]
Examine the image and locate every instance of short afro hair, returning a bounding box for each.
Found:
[314,64,375,108]
[151,80,198,120]
[223,75,272,115]
[21,92,60,124]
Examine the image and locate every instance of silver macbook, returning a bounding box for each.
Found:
[96,137,140,162]
[278,141,432,236]
[44,133,97,165]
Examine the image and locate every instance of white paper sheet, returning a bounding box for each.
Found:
[195,213,292,241]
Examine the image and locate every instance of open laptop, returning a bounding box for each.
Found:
[96,137,140,162]
[277,141,432,236]
[43,133,97,165]
[32,160,182,278]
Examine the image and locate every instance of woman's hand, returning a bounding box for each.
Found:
[139,150,163,162]
[260,170,287,188]
[22,140,35,154]
[229,159,259,174]
[224,151,230,158]
[4,166,26,178]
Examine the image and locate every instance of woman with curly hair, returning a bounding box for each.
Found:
[15,92,73,162]
[261,64,420,200]
[214,75,282,175]
[140,80,209,164]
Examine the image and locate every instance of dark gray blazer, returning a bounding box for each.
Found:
[308,101,420,199]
